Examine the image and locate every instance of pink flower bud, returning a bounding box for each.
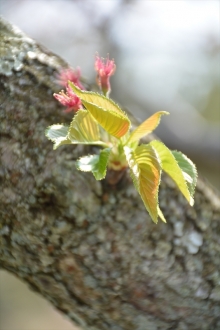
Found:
[95,54,116,96]
[54,85,82,113]
[56,67,84,90]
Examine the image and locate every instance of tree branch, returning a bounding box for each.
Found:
[1,17,220,330]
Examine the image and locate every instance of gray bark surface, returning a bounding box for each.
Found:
[1,17,220,330]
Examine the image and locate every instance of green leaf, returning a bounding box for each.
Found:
[68,109,105,146]
[76,148,111,180]
[172,150,197,200]
[124,145,161,223]
[45,124,71,150]
[127,111,169,144]
[69,82,131,138]
[157,206,167,223]
[82,101,130,139]
[150,140,193,205]
[69,82,126,116]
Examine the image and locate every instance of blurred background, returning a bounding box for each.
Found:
[0,0,219,329]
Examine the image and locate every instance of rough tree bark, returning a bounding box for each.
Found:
[1,17,220,330]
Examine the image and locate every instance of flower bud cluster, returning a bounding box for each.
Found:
[54,54,115,112]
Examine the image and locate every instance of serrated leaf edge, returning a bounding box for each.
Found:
[150,141,193,206]
[172,150,198,204]
[82,101,131,138]
[45,124,69,141]
[76,148,111,180]
[127,111,169,144]
[69,81,130,119]
[124,145,161,223]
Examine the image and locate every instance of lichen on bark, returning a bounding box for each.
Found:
[1,17,220,330]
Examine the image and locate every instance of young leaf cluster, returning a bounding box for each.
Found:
[46,83,197,223]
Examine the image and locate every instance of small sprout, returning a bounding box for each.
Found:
[53,85,82,113]
[95,54,116,97]
[56,67,84,90]
[46,54,197,224]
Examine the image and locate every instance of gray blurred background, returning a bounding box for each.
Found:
[0,0,219,329]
